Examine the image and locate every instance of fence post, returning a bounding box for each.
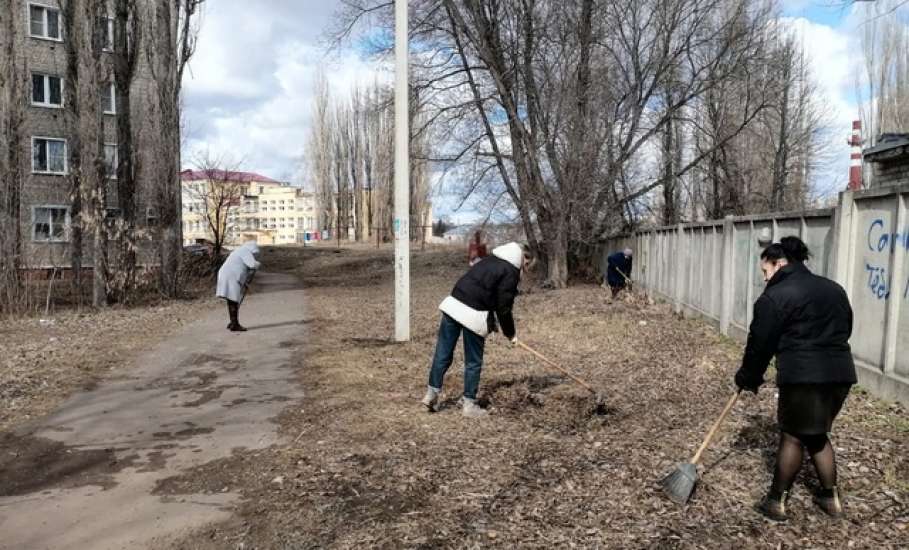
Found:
[675,223,686,314]
[720,215,734,336]
[833,190,856,298]
[883,192,907,375]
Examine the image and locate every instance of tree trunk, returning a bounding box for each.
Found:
[113,0,139,301]
[0,1,25,312]
[545,226,569,289]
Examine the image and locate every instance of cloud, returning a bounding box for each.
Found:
[181,0,385,183]
[782,15,862,196]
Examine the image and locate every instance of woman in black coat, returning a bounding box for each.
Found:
[735,236,856,522]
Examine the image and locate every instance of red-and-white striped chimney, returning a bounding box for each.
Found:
[848,120,863,191]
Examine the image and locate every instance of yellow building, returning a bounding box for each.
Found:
[181,170,319,247]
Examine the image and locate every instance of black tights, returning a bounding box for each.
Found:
[771,432,838,497]
[227,300,240,325]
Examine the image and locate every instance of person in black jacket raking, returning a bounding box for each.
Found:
[735,236,857,522]
[421,242,530,418]
[604,248,633,298]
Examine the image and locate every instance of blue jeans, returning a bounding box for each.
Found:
[428,313,486,400]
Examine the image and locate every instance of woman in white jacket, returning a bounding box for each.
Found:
[422,242,529,417]
[216,241,261,332]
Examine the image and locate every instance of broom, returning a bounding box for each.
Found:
[660,390,740,504]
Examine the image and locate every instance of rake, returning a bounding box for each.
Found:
[660,390,740,504]
[515,340,607,414]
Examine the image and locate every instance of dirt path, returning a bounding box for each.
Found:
[0,271,306,550]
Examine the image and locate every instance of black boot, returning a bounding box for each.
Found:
[756,490,790,522]
[813,486,844,518]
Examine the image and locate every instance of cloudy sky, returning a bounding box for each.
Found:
[182,0,893,219]
[181,0,382,184]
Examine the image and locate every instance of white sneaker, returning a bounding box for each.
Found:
[421,387,440,411]
[462,398,489,418]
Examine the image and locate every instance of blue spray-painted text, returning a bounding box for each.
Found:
[867,218,909,253]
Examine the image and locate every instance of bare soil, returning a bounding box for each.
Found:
[164,244,908,549]
[0,432,139,496]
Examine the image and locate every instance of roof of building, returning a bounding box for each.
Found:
[863,133,909,162]
[180,169,281,183]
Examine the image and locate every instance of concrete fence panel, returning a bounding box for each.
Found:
[841,187,909,401]
[599,186,908,404]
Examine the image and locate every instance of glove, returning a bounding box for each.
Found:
[735,368,762,394]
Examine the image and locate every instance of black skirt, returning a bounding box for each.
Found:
[777,383,852,435]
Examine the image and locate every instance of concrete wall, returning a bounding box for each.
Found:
[601,185,909,405]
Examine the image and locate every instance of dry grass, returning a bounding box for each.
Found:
[166,244,909,550]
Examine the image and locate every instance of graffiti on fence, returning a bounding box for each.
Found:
[865,263,891,300]
[867,218,909,253]
[864,219,909,301]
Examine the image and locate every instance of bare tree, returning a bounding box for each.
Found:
[110,0,143,300]
[145,0,203,298]
[857,0,909,148]
[0,1,27,313]
[59,0,87,305]
[304,75,430,246]
[306,73,335,234]
[329,0,829,286]
[187,152,247,262]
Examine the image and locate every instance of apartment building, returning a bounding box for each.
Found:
[7,1,159,269]
[181,170,320,247]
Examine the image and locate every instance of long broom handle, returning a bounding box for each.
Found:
[691,390,740,465]
[516,341,598,395]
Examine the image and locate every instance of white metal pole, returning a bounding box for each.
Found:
[394,0,410,342]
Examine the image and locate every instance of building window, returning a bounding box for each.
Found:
[100,17,114,51]
[102,83,116,114]
[103,144,118,179]
[29,4,62,41]
[146,207,159,227]
[258,186,264,194]
[32,137,67,174]
[31,73,63,108]
[104,207,122,228]
[32,206,68,242]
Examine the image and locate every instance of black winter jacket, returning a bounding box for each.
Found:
[736,263,856,389]
[451,255,521,339]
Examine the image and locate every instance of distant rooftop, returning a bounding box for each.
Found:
[180,169,280,183]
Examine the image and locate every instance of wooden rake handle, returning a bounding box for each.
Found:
[516,341,597,396]
[691,390,740,465]
[616,267,633,285]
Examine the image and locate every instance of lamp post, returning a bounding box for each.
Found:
[394,0,410,342]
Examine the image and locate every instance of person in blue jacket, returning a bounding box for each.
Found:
[604,248,633,298]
